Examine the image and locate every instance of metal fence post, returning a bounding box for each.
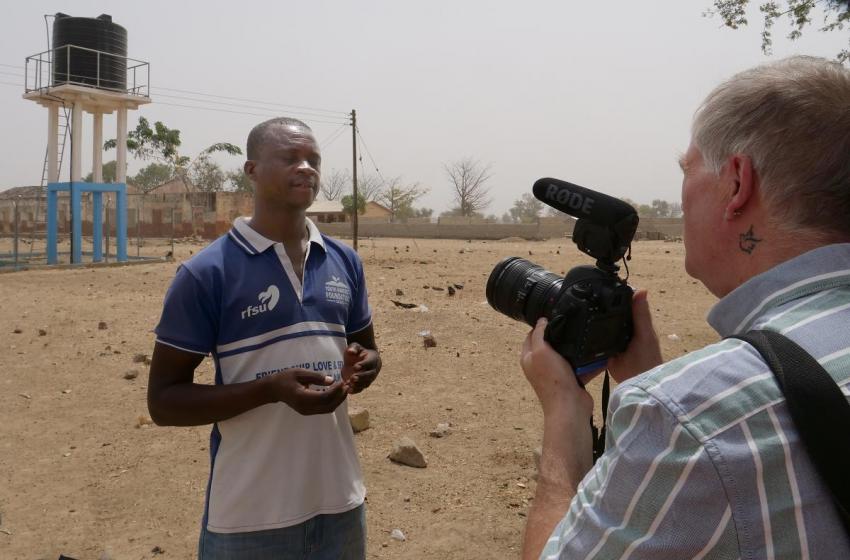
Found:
[105,196,111,263]
[171,207,175,258]
[136,207,141,258]
[13,198,20,269]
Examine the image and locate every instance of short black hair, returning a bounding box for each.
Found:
[246,117,312,160]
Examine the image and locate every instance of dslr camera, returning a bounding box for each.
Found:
[486,178,639,376]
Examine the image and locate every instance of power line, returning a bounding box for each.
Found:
[149,85,349,117]
[356,127,386,183]
[154,101,349,126]
[2,58,349,118]
[149,91,350,124]
[320,124,349,149]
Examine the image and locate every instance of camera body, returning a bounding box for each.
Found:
[486,178,639,375]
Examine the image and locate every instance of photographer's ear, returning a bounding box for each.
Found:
[724,154,756,220]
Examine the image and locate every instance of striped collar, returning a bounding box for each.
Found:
[708,243,850,337]
[228,216,326,256]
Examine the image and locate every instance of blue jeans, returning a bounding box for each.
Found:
[198,504,366,560]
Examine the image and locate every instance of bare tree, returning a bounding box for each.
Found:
[320,168,349,201]
[444,158,492,217]
[376,177,429,222]
[357,171,384,202]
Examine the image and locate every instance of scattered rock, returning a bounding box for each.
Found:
[98,321,108,330]
[389,437,427,468]
[132,353,147,364]
[395,288,404,296]
[99,550,115,560]
[453,283,464,290]
[62,389,72,394]
[431,286,444,291]
[18,393,31,400]
[136,415,154,428]
[423,334,437,348]
[667,334,680,341]
[447,286,456,296]
[429,422,451,438]
[390,528,407,542]
[349,407,370,433]
[151,546,164,555]
[390,299,418,309]
[38,329,47,336]
[12,328,22,334]
[123,369,140,380]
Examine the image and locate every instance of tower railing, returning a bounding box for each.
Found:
[24,44,150,96]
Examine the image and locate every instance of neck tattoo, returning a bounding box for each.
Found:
[739,225,763,255]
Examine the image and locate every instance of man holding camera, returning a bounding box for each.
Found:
[520,56,850,559]
[148,117,380,559]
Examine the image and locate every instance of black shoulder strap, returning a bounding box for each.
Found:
[728,329,850,532]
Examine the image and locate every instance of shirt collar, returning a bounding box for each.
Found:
[229,216,326,256]
[707,243,850,337]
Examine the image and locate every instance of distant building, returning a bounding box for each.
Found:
[307,199,346,223]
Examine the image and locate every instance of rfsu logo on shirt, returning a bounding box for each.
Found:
[241,285,280,319]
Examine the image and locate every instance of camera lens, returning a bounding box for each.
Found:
[486,257,564,327]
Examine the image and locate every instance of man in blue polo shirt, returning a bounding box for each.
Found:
[148,117,381,559]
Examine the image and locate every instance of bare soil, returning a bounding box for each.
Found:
[0,237,717,559]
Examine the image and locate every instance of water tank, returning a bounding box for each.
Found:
[52,13,128,91]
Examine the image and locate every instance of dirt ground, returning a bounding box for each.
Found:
[0,236,718,559]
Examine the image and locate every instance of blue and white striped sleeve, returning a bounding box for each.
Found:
[154,265,218,356]
[540,385,738,560]
[346,252,372,334]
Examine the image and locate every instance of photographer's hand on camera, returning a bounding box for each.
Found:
[520,318,594,417]
[265,368,349,415]
[520,318,595,560]
[606,289,663,383]
[341,342,381,394]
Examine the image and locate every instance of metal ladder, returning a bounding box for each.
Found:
[28,107,69,258]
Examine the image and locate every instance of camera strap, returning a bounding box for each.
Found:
[590,372,611,464]
[727,329,850,534]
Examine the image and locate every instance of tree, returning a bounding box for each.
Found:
[444,158,492,217]
[227,168,253,193]
[376,177,429,222]
[706,0,850,63]
[131,163,174,193]
[105,118,242,192]
[84,160,117,183]
[189,155,227,192]
[320,169,349,201]
[104,116,182,162]
[413,207,433,218]
[356,172,384,202]
[652,199,671,218]
[341,193,366,216]
[509,193,545,224]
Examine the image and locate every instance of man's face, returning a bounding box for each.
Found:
[680,142,727,290]
[247,125,321,211]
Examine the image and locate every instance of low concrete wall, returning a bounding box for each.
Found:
[316,221,575,240]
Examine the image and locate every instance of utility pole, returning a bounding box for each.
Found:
[350,109,359,251]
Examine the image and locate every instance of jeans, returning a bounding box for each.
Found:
[198,504,366,560]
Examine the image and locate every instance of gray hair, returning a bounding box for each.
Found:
[692,55,850,237]
[246,117,312,160]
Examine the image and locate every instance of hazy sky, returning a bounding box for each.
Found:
[0,1,847,216]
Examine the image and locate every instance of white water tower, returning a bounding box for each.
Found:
[23,13,151,264]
